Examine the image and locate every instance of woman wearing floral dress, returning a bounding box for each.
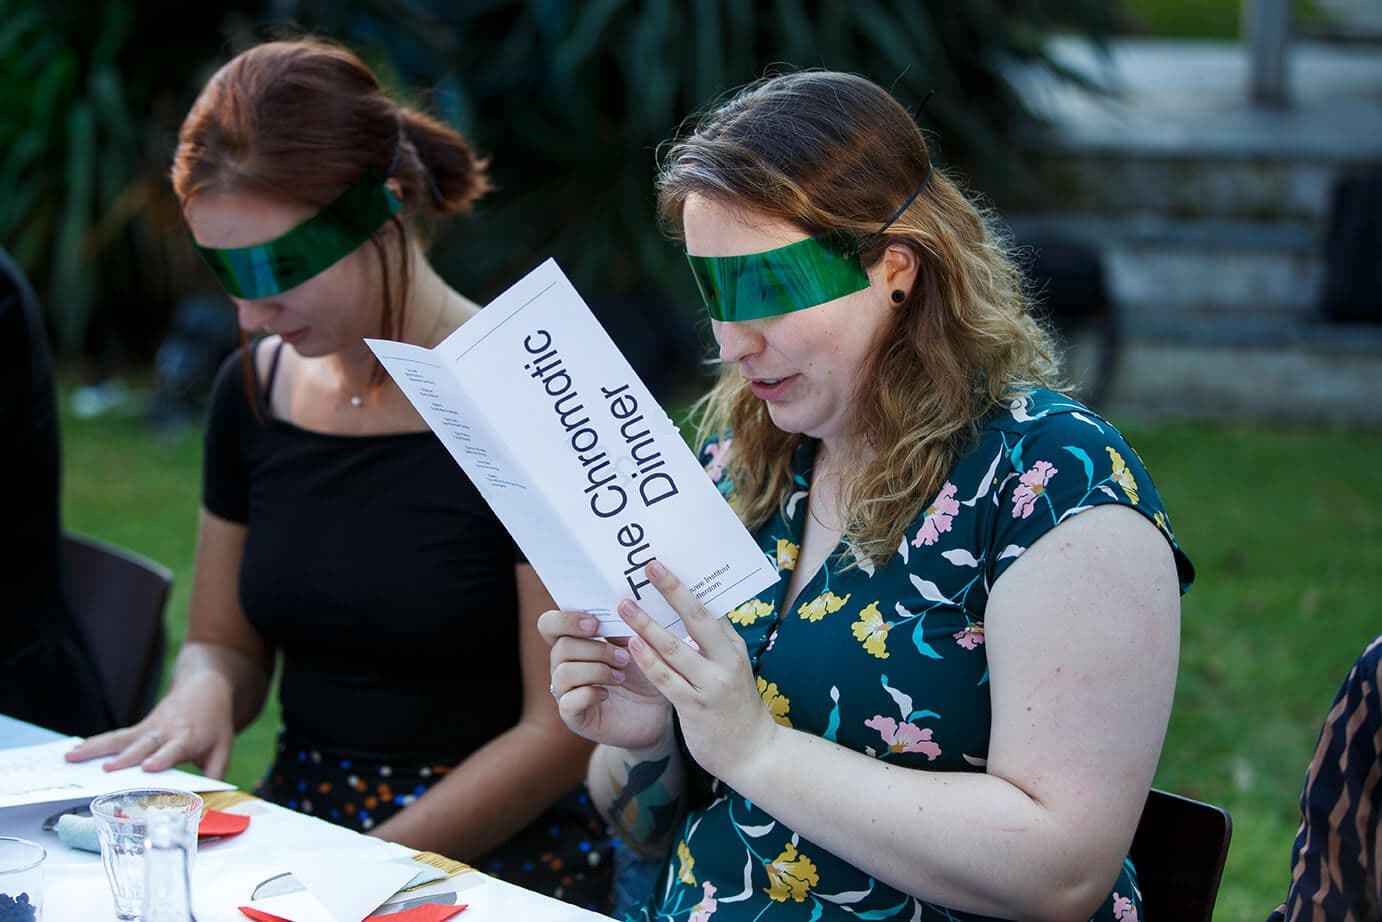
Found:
[542,71,1193,922]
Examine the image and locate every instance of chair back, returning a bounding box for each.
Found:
[1129,788,1233,922]
[62,532,172,727]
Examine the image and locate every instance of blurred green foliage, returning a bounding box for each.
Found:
[274,0,1118,307]
[3,0,1119,362]
[0,0,259,361]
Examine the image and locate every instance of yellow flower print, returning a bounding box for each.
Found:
[728,598,773,626]
[756,676,793,727]
[676,840,696,885]
[764,842,819,903]
[1106,447,1139,505]
[797,590,851,622]
[776,538,799,572]
[850,601,890,659]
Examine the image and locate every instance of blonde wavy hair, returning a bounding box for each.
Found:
[657,71,1063,564]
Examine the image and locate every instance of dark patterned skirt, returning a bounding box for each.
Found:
[256,732,613,913]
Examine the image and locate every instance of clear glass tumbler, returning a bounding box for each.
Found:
[91,789,202,922]
[0,836,45,922]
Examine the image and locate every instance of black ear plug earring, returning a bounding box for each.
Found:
[891,290,905,304]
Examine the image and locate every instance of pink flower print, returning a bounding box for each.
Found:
[703,440,731,482]
[1112,892,1138,922]
[689,882,718,922]
[912,481,960,547]
[1011,460,1058,519]
[864,716,941,760]
[953,622,985,650]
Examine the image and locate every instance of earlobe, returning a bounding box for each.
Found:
[881,242,920,305]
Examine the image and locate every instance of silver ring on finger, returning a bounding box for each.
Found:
[549,684,560,699]
[144,731,163,748]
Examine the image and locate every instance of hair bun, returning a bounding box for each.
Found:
[398,107,490,216]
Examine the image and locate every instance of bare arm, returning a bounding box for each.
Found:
[626,505,1180,921]
[67,508,275,778]
[369,564,597,858]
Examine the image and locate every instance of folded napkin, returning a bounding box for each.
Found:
[198,809,251,837]
[55,808,251,853]
[239,904,466,922]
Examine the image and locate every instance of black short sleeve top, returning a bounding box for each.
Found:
[203,343,526,760]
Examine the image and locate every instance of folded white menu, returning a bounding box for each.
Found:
[366,259,778,637]
[0,738,235,808]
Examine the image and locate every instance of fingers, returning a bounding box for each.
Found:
[66,728,138,762]
[619,597,699,700]
[537,608,599,645]
[551,659,627,699]
[554,684,608,723]
[98,729,173,773]
[203,737,233,781]
[641,560,743,657]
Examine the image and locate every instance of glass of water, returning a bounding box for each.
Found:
[90,789,202,922]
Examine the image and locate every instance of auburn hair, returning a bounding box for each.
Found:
[658,71,1062,564]
[172,36,489,394]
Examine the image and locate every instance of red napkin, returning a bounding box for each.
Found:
[239,903,466,922]
[199,808,251,838]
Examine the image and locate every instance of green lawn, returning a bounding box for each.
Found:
[1117,0,1328,39]
[58,388,1380,921]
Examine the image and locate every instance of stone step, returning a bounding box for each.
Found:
[1008,38,1382,223]
[1017,150,1344,224]
[1103,332,1382,424]
[1309,0,1382,41]
[1006,214,1323,315]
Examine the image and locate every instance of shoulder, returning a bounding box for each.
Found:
[976,388,1195,591]
[981,389,1145,483]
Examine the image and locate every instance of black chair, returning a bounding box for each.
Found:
[63,532,173,727]
[1129,788,1233,922]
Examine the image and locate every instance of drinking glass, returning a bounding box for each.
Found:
[0,837,45,922]
[91,789,202,922]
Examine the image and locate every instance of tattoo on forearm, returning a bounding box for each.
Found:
[609,755,682,847]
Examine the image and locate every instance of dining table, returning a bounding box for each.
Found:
[0,713,616,921]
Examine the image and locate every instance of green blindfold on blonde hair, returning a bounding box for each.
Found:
[686,231,872,322]
[193,170,401,300]
[685,161,934,322]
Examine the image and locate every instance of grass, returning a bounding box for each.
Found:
[58,385,1381,921]
[1117,0,1329,40]
[1119,0,1244,39]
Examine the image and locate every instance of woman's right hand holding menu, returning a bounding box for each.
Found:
[539,609,671,751]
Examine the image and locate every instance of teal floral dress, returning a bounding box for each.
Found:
[635,389,1194,922]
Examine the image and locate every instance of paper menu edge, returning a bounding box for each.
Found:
[362,334,623,621]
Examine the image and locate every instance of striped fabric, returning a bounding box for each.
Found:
[1269,634,1382,922]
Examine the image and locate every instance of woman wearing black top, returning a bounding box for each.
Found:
[67,37,610,909]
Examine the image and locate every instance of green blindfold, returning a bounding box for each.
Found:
[686,230,871,322]
[193,170,401,300]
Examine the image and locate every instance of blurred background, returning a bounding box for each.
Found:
[7,1,1380,918]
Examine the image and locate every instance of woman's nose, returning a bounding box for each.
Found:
[235,299,279,334]
[713,319,764,364]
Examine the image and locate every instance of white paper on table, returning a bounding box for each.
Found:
[0,738,235,808]
[457,874,618,921]
[236,846,419,922]
[366,259,778,638]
